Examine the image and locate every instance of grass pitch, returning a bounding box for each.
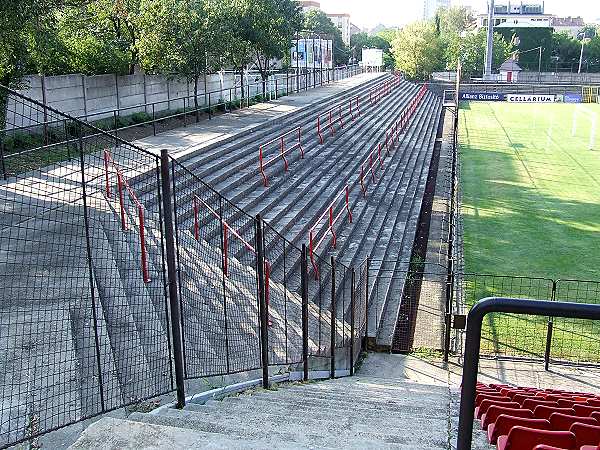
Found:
[460,101,600,280]
[459,101,600,361]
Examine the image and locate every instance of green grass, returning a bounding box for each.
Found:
[460,101,600,279]
[459,101,600,361]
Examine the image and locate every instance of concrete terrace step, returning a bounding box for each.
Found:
[69,359,453,450]
[68,417,315,450]
[135,73,389,204]
[155,80,441,347]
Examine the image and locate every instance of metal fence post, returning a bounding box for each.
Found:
[159,149,186,409]
[301,244,309,381]
[544,280,557,371]
[113,110,119,148]
[78,126,106,413]
[256,214,269,388]
[0,135,7,180]
[152,104,156,136]
[365,258,370,350]
[218,196,231,374]
[350,268,356,376]
[330,256,336,379]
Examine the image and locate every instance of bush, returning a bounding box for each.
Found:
[130,111,151,124]
[3,132,43,154]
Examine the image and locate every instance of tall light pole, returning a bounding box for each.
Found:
[578,38,590,74]
[484,0,495,80]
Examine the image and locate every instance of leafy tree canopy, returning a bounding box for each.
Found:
[391,21,444,80]
[303,10,348,65]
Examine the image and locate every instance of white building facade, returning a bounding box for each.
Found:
[328,13,352,46]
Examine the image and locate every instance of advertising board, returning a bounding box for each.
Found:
[459,92,506,101]
[506,94,556,103]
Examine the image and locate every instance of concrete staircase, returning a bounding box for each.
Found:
[0,72,442,447]
[69,354,454,449]
[137,73,442,349]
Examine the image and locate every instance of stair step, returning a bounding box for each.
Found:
[129,407,448,448]
[68,416,316,450]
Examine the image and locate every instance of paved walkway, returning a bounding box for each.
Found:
[132,72,383,159]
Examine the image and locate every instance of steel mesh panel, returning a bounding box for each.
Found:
[0,86,172,448]
[458,273,554,359]
[553,280,600,364]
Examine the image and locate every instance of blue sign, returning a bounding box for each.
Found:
[564,92,583,103]
[459,92,506,101]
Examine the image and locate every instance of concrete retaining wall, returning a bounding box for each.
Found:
[6,71,290,130]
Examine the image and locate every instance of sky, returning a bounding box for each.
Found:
[316,0,599,30]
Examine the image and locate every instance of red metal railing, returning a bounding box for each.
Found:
[258,127,304,187]
[316,105,345,144]
[316,95,361,144]
[192,195,271,318]
[349,95,361,122]
[103,150,150,283]
[308,185,352,278]
[399,83,428,132]
[359,143,388,196]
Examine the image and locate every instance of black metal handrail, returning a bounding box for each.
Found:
[456,296,600,450]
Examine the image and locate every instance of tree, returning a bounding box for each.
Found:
[138,0,222,112]
[304,10,348,66]
[435,6,473,38]
[444,29,512,77]
[495,27,553,71]
[0,0,66,87]
[391,21,444,80]
[235,0,302,83]
[350,31,396,69]
[59,0,142,75]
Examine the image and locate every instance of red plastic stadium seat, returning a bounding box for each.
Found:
[574,405,600,417]
[590,412,600,422]
[497,427,576,450]
[549,413,597,431]
[476,393,510,407]
[523,399,560,411]
[570,422,600,447]
[515,393,543,405]
[587,399,600,407]
[477,398,513,419]
[559,399,589,408]
[488,416,552,445]
[535,406,576,420]
[482,405,533,430]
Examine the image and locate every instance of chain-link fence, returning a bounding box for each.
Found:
[0,86,173,448]
[0,84,368,449]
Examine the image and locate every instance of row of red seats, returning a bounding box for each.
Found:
[476,382,600,450]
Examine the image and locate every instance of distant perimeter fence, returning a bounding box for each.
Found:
[0,83,367,449]
[0,65,362,180]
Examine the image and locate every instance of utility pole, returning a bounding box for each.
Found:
[484,0,495,80]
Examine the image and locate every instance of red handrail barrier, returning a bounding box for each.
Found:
[258,127,304,187]
[399,84,428,132]
[103,150,150,283]
[316,105,344,144]
[192,195,271,322]
[349,96,361,122]
[308,185,352,278]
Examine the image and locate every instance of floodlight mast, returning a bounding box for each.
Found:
[484,0,495,80]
